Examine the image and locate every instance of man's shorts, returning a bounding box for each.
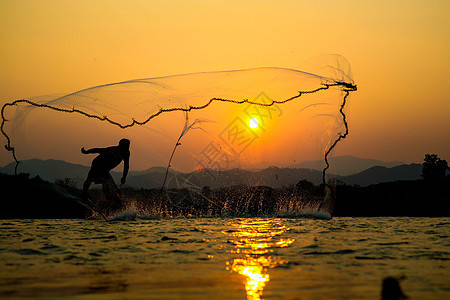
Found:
[87,169,115,185]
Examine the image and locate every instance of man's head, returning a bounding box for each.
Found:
[118,138,130,150]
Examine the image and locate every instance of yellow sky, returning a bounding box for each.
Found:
[1,0,449,169]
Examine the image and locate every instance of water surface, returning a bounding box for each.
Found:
[0,217,448,299]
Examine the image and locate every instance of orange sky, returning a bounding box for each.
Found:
[1,0,449,170]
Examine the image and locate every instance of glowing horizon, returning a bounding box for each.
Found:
[1,0,449,166]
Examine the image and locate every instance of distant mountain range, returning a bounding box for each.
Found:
[292,155,404,176]
[0,157,422,188]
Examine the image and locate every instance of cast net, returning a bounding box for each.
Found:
[1,55,356,218]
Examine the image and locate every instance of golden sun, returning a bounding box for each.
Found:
[249,117,259,129]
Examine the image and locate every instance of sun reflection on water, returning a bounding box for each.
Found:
[225,219,294,300]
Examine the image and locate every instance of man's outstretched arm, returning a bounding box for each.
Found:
[81,147,104,154]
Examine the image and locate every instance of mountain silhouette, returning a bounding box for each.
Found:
[1,157,422,188]
[0,159,90,183]
[292,155,404,176]
[342,164,422,186]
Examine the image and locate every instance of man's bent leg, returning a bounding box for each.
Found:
[101,173,122,206]
[82,177,93,201]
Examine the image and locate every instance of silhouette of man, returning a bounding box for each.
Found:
[81,139,130,206]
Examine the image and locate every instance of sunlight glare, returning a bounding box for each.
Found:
[227,219,293,300]
[249,117,259,129]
